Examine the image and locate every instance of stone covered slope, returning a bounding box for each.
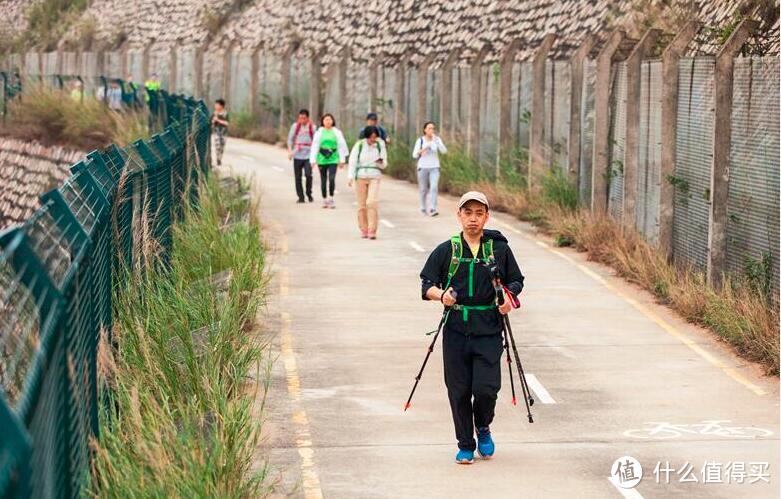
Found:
[0,139,82,230]
[4,0,779,62]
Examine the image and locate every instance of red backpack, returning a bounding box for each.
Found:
[293,122,314,149]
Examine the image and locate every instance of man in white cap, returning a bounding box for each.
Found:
[419,191,525,464]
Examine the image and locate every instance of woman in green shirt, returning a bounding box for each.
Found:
[309,113,349,208]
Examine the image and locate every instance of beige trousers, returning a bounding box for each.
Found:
[355,177,381,233]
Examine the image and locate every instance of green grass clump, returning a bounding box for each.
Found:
[90,176,271,497]
[229,110,278,143]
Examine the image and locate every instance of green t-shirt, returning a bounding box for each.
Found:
[317,128,339,165]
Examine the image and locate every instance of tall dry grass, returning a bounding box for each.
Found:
[548,207,779,371]
[90,176,273,497]
[1,84,148,150]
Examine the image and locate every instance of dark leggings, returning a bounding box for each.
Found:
[319,164,337,198]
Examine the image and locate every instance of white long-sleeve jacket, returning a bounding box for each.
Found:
[412,135,447,169]
[348,138,388,179]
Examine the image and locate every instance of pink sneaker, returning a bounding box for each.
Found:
[361,231,369,239]
[368,231,377,240]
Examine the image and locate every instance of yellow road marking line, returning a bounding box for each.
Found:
[281,311,324,499]
[272,212,322,498]
[498,216,767,397]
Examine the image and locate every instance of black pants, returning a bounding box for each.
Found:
[442,331,503,451]
[319,164,337,198]
[293,159,313,200]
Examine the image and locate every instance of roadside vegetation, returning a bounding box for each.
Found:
[229,110,279,144]
[388,139,780,374]
[89,176,273,497]
[1,84,148,150]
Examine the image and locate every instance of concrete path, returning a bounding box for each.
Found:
[222,138,779,499]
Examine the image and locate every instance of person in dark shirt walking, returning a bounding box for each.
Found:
[287,109,317,203]
[212,98,229,166]
[419,191,525,464]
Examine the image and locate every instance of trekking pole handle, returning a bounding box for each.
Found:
[440,289,458,306]
[494,282,505,305]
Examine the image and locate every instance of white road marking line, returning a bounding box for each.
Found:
[525,373,556,404]
[272,166,284,172]
[607,476,645,499]
[409,241,425,252]
[240,154,255,161]
[380,219,395,228]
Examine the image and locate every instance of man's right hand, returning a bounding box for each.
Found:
[441,287,456,307]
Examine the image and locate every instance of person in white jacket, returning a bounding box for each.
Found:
[412,121,447,216]
[309,113,349,208]
[347,126,388,239]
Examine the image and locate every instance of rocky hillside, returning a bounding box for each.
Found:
[1,0,778,62]
[0,139,81,230]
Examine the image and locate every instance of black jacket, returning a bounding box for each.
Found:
[420,229,525,336]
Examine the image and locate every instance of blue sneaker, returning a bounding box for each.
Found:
[455,448,474,465]
[477,427,495,459]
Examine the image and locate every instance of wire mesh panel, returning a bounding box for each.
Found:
[230,50,254,113]
[480,64,500,166]
[104,52,122,79]
[177,46,197,96]
[726,57,780,292]
[453,66,471,144]
[426,68,440,126]
[608,62,627,220]
[348,62,370,134]
[516,61,533,151]
[551,60,571,172]
[323,63,340,120]
[579,58,597,206]
[543,61,554,167]
[0,85,209,499]
[636,60,663,244]
[405,67,418,145]
[673,57,715,271]
[127,49,143,83]
[258,52,282,130]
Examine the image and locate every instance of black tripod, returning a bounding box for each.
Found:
[404,291,456,411]
[490,262,535,423]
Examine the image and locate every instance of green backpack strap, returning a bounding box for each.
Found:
[354,139,383,180]
[445,234,462,290]
[482,238,494,263]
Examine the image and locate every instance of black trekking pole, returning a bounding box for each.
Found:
[503,312,535,423]
[489,260,534,423]
[404,290,457,411]
[502,325,517,406]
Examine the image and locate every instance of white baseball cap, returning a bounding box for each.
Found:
[458,191,489,210]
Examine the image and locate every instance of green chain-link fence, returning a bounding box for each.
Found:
[0,76,211,498]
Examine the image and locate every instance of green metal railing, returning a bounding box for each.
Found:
[0,76,211,498]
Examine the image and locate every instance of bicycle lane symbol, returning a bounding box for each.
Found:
[624,420,775,440]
